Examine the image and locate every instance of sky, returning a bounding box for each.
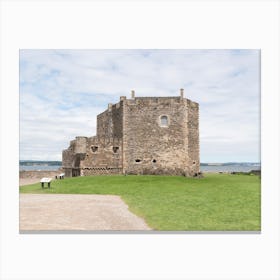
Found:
[19,49,260,163]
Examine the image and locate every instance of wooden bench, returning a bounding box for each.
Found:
[40,177,52,188]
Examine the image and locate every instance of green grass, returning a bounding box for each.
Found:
[20,174,261,231]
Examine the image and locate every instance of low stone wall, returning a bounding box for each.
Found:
[81,167,122,176]
[19,169,62,179]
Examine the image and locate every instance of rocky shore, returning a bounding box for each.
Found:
[19,169,63,186]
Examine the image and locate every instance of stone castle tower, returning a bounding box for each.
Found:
[62,89,199,177]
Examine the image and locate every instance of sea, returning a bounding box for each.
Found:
[200,165,261,173]
[19,165,62,171]
[19,164,261,172]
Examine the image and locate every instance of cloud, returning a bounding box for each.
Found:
[20,49,260,162]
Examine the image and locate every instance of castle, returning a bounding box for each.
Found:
[62,89,200,177]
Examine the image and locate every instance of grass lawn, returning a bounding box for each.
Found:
[20,174,261,231]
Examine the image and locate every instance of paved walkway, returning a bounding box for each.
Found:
[20,194,151,231]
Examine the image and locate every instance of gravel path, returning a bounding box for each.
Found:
[20,194,151,231]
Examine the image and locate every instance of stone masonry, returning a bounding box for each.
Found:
[62,89,200,177]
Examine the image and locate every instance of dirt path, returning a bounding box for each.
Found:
[20,194,151,231]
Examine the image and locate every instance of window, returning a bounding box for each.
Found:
[135,159,141,163]
[160,115,168,127]
[113,147,119,153]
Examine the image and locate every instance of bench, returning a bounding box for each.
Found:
[40,177,52,188]
[55,173,65,180]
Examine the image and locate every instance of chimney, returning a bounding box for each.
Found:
[180,88,184,99]
[131,90,135,99]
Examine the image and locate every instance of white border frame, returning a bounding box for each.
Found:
[1,1,279,280]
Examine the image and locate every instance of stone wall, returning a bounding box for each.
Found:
[187,100,200,175]
[19,170,62,179]
[81,167,122,176]
[79,136,123,175]
[123,97,189,175]
[74,136,87,154]
[62,147,75,168]
[97,99,124,138]
[62,139,85,177]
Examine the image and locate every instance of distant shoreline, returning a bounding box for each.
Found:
[20,161,260,166]
[19,164,261,173]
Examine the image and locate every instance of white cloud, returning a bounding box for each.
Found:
[20,49,260,162]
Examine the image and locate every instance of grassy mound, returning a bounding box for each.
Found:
[20,174,261,231]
